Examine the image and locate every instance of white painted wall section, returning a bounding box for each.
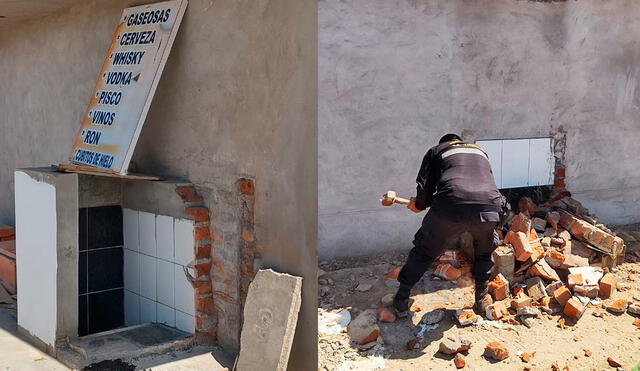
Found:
[14,171,58,347]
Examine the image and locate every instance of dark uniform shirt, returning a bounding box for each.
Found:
[414,140,503,214]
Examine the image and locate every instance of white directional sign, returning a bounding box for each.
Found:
[69,0,188,174]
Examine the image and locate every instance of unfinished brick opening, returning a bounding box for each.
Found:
[12,167,264,369]
[175,185,216,344]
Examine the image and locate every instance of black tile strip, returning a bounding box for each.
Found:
[88,247,123,293]
[88,289,124,335]
[87,205,123,250]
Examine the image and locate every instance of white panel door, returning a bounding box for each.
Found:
[501,139,530,188]
[476,140,503,188]
[528,138,554,186]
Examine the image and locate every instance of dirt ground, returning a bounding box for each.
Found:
[318,252,640,371]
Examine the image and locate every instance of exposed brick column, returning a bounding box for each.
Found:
[175,185,216,344]
[545,129,571,206]
[237,178,260,312]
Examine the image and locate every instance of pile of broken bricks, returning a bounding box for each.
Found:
[476,195,637,326]
[422,195,638,327]
[336,195,640,370]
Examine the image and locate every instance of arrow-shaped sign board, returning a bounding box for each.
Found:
[69,0,187,175]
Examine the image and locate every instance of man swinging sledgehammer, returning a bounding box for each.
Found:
[388,133,504,317]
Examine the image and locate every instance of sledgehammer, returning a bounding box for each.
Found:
[380,190,411,206]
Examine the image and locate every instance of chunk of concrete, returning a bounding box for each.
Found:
[348,309,380,345]
[237,269,302,371]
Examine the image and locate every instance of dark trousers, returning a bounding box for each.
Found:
[397,205,499,297]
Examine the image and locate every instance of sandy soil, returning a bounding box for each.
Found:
[318,252,640,371]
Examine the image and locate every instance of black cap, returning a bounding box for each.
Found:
[439,133,462,144]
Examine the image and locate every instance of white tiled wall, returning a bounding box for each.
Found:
[122,208,196,334]
[476,138,554,189]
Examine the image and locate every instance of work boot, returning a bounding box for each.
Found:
[393,286,410,318]
[473,279,489,315]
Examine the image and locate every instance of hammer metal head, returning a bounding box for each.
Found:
[381,190,397,206]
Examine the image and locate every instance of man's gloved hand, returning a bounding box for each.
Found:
[407,197,422,213]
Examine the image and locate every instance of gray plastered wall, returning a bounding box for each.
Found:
[319,0,640,259]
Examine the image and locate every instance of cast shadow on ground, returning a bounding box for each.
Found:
[382,307,457,362]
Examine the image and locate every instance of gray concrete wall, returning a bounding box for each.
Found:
[319,0,640,259]
[0,0,317,368]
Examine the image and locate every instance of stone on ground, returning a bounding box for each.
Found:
[421,308,445,325]
[348,309,380,345]
[438,334,472,355]
[236,269,302,371]
[484,342,509,360]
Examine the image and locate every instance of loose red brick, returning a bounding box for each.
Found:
[359,329,380,345]
[606,299,628,314]
[484,342,509,360]
[454,353,466,369]
[439,249,470,268]
[510,293,532,310]
[553,286,572,307]
[520,352,535,363]
[546,212,560,229]
[607,357,622,367]
[486,301,508,320]
[570,220,596,241]
[529,259,560,282]
[558,210,576,230]
[456,309,478,326]
[506,231,533,261]
[599,273,616,299]
[458,264,472,276]
[539,296,551,308]
[518,197,537,216]
[434,264,462,281]
[529,228,539,242]
[563,297,585,321]
[377,307,396,323]
[557,318,566,329]
[386,267,401,280]
[567,274,583,288]
[530,241,545,261]
[195,226,211,241]
[487,274,510,301]
[510,213,532,235]
[478,294,493,312]
[545,250,565,268]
